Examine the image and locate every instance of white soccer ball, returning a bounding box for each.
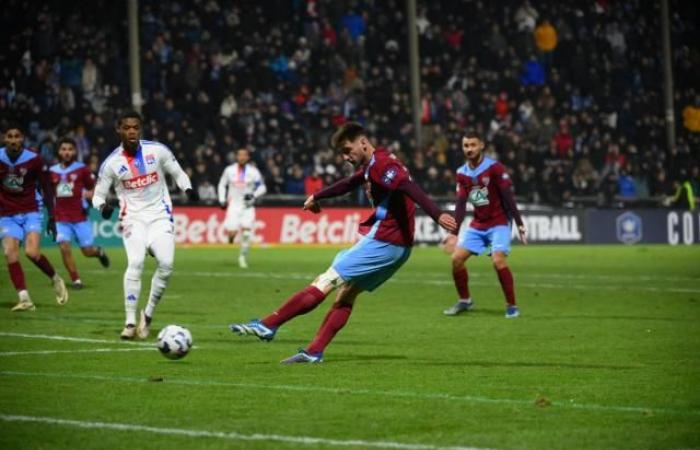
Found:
[156,325,193,360]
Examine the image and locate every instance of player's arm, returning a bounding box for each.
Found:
[37,163,57,239]
[92,162,116,218]
[495,166,527,244]
[245,171,267,208]
[304,170,364,213]
[396,179,457,233]
[82,168,96,201]
[217,167,230,208]
[453,175,468,236]
[161,147,197,202]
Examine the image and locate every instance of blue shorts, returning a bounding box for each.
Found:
[458,225,512,256]
[56,220,94,247]
[0,212,43,241]
[332,237,412,292]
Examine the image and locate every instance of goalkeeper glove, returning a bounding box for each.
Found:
[243,193,255,207]
[101,204,114,219]
[186,188,199,203]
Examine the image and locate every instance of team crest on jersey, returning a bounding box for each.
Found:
[468,186,490,207]
[382,168,397,186]
[145,154,156,165]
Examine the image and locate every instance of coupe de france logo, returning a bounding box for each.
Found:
[616,212,642,244]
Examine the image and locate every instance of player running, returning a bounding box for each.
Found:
[229,122,457,363]
[93,111,197,340]
[49,137,110,289]
[217,148,266,268]
[442,131,527,319]
[1,123,68,311]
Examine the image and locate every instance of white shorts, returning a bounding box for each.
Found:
[224,206,255,231]
[121,218,175,267]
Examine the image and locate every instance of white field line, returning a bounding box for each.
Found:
[0,332,153,347]
[1,370,697,417]
[0,414,491,450]
[0,348,152,357]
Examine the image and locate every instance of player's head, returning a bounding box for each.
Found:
[57,137,78,164]
[116,111,143,152]
[236,148,250,165]
[462,130,484,162]
[331,121,373,168]
[3,122,24,155]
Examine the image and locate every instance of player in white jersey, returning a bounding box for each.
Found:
[217,148,266,268]
[93,111,198,340]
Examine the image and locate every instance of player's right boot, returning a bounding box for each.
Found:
[52,274,69,305]
[11,290,35,312]
[120,324,136,340]
[280,348,323,364]
[72,279,84,289]
[137,310,152,339]
[443,299,474,316]
[505,305,520,319]
[229,319,276,341]
[238,255,248,269]
[98,248,110,268]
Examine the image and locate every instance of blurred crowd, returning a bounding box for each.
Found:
[1,0,698,208]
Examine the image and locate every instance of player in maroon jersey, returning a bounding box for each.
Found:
[49,138,110,289]
[442,130,527,318]
[230,121,457,363]
[0,123,68,311]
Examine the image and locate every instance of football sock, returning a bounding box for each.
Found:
[145,263,172,318]
[240,230,251,258]
[262,286,327,328]
[30,254,56,278]
[453,266,470,300]
[307,302,353,355]
[496,267,516,306]
[124,267,141,325]
[68,269,80,282]
[8,262,27,291]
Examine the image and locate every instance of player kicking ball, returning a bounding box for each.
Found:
[1,123,68,310]
[229,122,457,363]
[49,138,110,288]
[93,112,197,340]
[442,130,527,319]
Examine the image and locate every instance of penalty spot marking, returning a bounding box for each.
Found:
[0,414,492,450]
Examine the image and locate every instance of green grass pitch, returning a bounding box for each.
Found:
[1,244,699,450]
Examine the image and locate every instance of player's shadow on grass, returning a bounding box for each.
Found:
[415,360,639,370]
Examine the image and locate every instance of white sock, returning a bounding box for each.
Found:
[460,298,472,303]
[240,230,251,258]
[19,290,31,302]
[124,268,141,325]
[145,264,172,318]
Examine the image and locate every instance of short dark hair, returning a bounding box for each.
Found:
[117,110,143,126]
[330,121,366,150]
[57,137,77,149]
[462,129,482,141]
[3,121,24,135]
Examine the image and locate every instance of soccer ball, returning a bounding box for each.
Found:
[156,325,193,360]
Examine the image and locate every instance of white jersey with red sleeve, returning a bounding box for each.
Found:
[92,140,192,223]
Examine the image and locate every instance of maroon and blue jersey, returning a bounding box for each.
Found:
[357,148,416,246]
[456,156,514,230]
[49,162,95,223]
[0,147,49,216]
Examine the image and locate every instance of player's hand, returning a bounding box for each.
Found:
[243,193,255,208]
[441,233,457,255]
[46,217,57,241]
[186,188,199,203]
[303,195,321,213]
[219,202,227,210]
[100,204,114,219]
[517,225,528,245]
[438,213,457,233]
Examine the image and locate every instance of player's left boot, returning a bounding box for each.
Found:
[98,248,110,268]
[505,305,520,319]
[137,310,152,339]
[238,255,248,269]
[72,279,84,289]
[11,291,35,312]
[229,319,276,341]
[443,299,474,316]
[280,348,323,364]
[120,324,136,340]
[52,274,69,305]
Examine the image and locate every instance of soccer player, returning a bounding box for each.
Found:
[49,137,110,289]
[1,123,68,311]
[217,148,266,268]
[93,111,198,340]
[229,122,457,363]
[442,131,527,319]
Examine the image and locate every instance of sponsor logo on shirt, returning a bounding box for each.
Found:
[122,172,159,189]
[468,186,490,207]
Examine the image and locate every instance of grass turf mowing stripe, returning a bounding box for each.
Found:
[2,370,697,417]
[0,332,153,347]
[0,348,153,357]
[0,414,492,450]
